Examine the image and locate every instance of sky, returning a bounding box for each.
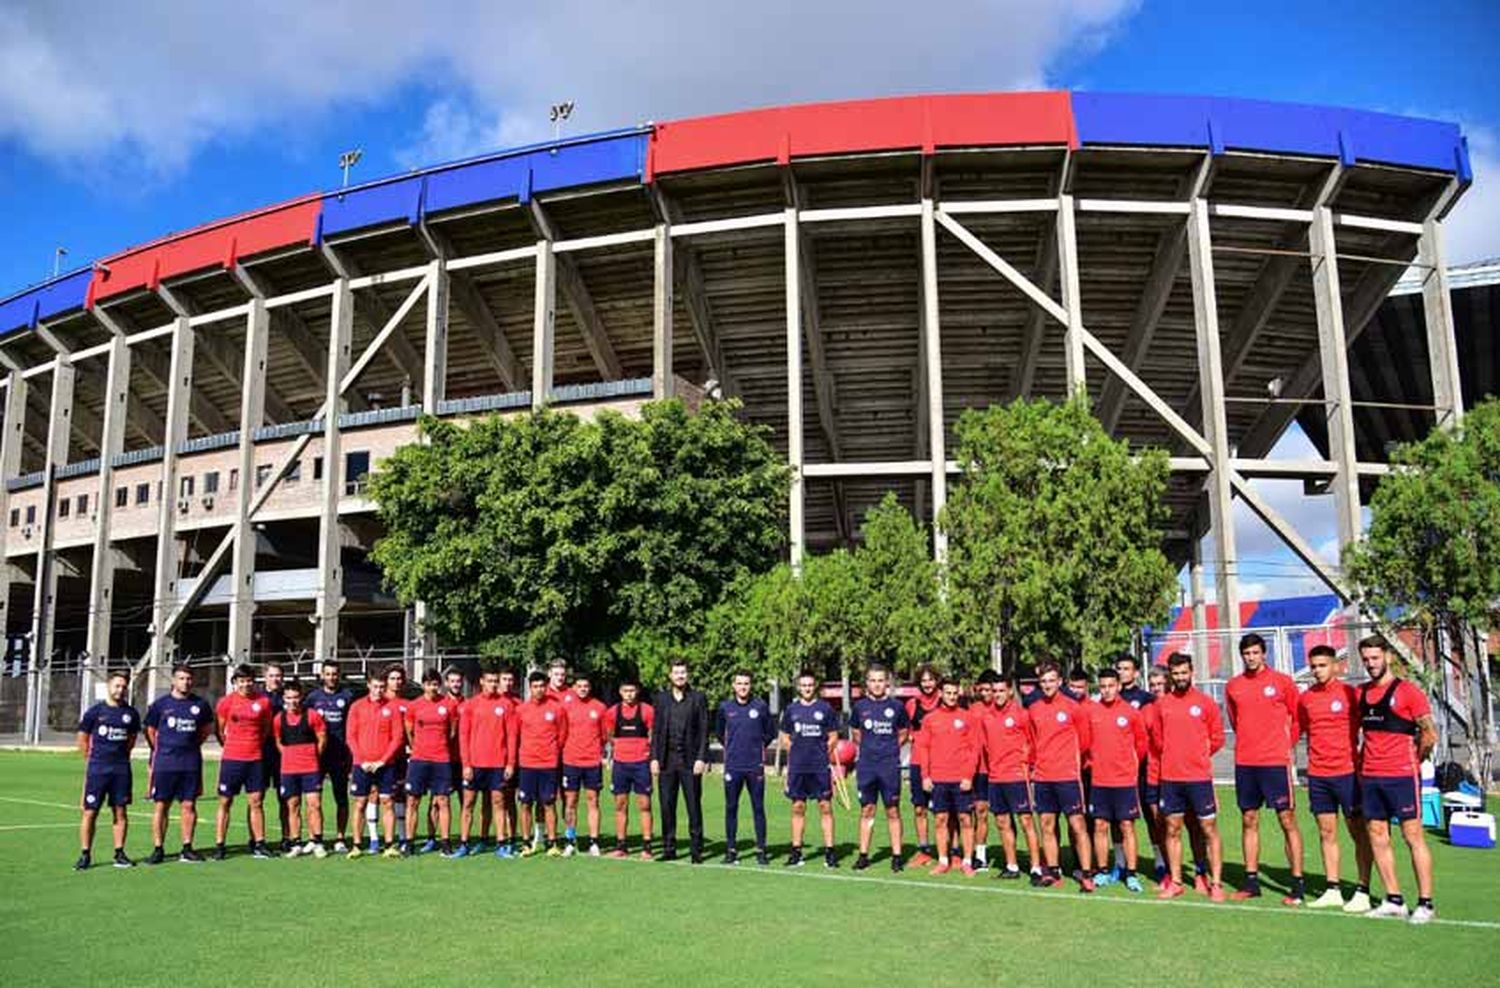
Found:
[2,0,1497,607]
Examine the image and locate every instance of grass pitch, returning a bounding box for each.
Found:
[0,750,1496,986]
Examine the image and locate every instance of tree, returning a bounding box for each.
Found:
[1345,397,1500,788]
[853,493,954,675]
[941,396,1177,672]
[369,398,788,680]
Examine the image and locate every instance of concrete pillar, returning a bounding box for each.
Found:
[1419,217,1465,427]
[229,298,269,665]
[314,281,353,663]
[85,333,130,703]
[785,207,804,569]
[0,372,28,641]
[29,358,75,740]
[920,198,947,562]
[1309,207,1361,594]
[147,317,193,698]
[653,224,674,400]
[531,241,556,409]
[1186,200,1240,631]
[1056,193,1087,396]
[1189,532,1210,680]
[423,259,450,411]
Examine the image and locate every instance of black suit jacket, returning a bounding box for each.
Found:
[650,687,710,765]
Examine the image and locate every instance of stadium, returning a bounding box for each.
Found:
[0,91,1477,719]
[1,88,1497,986]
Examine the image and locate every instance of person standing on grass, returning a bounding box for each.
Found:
[516,670,569,857]
[457,668,515,858]
[779,670,840,869]
[916,678,980,876]
[213,663,276,861]
[717,669,776,866]
[1143,665,1211,891]
[1083,668,1148,893]
[850,663,909,872]
[144,663,215,864]
[258,662,290,852]
[604,679,656,859]
[432,666,467,849]
[496,667,522,844]
[273,679,328,858]
[967,671,998,871]
[904,664,942,865]
[305,660,355,852]
[1224,632,1305,905]
[1111,653,1154,880]
[404,669,460,856]
[980,675,1041,881]
[650,659,709,863]
[75,669,141,871]
[1298,644,1374,912]
[560,672,608,857]
[1356,635,1438,925]
[1146,652,1226,902]
[1027,661,1095,892]
[345,670,405,859]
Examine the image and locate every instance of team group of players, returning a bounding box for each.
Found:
[73,634,1439,923]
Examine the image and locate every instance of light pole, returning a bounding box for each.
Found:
[549,101,575,141]
[339,148,364,189]
[51,246,67,278]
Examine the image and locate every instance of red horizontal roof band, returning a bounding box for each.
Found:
[645,91,1077,179]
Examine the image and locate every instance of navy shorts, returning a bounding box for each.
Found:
[217,758,267,797]
[83,765,132,809]
[1160,780,1218,819]
[1235,764,1294,812]
[562,764,604,792]
[908,763,928,808]
[988,780,1033,815]
[857,764,901,808]
[1361,775,1419,823]
[1308,773,1361,817]
[971,772,990,803]
[1141,782,1160,811]
[464,767,507,793]
[517,767,559,806]
[1089,784,1141,822]
[150,768,202,803]
[1033,779,1085,816]
[405,759,454,797]
[785,770,832,802]
[929,781,975,815]
[262,747,281,789]
[350,763,398,797]
[279,771,323,798]
[612,760,652,796]
[322,749,351,800]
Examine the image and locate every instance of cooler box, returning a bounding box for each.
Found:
[1449,811,1496,849]
[1420,787,1443,828]
[1442,791,1483,828]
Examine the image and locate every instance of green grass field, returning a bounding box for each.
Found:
[1,750,1496,986]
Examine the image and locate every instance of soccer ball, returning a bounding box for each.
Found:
[834,739,857,766]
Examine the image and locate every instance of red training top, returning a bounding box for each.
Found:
[980,700,1031,783]
[444,690,466,761]
[562,695,608,768]
[514,695,569,770]
[405,696,460,764]
[1298,680,1359,777]
[914,703,980,784]
[1084,698,1148,787]
[347,695,405,765]
[217,692,273,762]
[273,709,326,775]
[603,702,654,763]
[1224,667,1299,766]
[904,691,942,734]
[1358,679,1431,778]
[1146,688,1225,782]
[1027,692,1091,783]
[460,693,514,770]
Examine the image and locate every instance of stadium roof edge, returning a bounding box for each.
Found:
[0,91,1469,337]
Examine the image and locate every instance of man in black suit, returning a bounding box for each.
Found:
[650,659,709,863]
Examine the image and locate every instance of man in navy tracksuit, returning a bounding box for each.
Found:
[716,670,775,866]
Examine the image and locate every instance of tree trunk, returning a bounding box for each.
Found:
[1462,623,1494,792]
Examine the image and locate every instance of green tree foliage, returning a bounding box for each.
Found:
[369,399,788,679]
[1345,398,1500,786]
[941,396,1177,671]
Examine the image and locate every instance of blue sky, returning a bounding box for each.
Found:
[1,0,1496,604]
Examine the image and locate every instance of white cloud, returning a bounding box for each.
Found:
[1442,125,1500,265]
[0,1,1140,178]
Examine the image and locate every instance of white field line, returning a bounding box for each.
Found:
[0,796,77,811]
